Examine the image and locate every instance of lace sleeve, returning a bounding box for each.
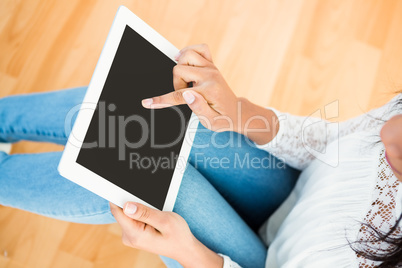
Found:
[254,95,400,170]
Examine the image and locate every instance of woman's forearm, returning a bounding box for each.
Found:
[238,97,279,145]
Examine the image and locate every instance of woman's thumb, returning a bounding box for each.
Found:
[182,90,218,119]
[182,90,196,105]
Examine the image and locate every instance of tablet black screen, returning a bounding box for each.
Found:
[76,25,192,210]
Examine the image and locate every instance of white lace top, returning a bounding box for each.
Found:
[221,94,402,268]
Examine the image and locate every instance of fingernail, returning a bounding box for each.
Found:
[174,52,181,61]
[183,91,195,104]
[124,203,137,215]
[142,98,153,107]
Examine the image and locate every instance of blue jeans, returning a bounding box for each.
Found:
[0,88,300,268]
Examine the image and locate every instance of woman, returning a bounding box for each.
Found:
[0,44,401,267]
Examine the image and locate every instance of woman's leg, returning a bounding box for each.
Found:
[189,124,300,230]
[0,148,265,267]
[0,87,87,144]
[0,88,286,266]
[162,163,267,268]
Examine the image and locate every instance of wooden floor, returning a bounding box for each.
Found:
[1,0,402,267]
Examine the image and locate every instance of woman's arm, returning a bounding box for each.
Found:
[143,44,402,170]
[140,44,315,170]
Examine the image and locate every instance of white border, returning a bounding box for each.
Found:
[58,6,198,211]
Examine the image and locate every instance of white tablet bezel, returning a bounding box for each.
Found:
[58,5,198,211]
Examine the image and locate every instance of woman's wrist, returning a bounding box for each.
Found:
[179,238,223,268]
[237,97,279,145]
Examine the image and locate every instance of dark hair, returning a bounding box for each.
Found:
[350,215,402,267]
[350,93,402,267]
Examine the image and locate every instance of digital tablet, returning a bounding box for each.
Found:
[58,6,197,211]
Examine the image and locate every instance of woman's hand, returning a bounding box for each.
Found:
[142,44,240,133]
[141,44,279,145]
[110,202,223,268]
